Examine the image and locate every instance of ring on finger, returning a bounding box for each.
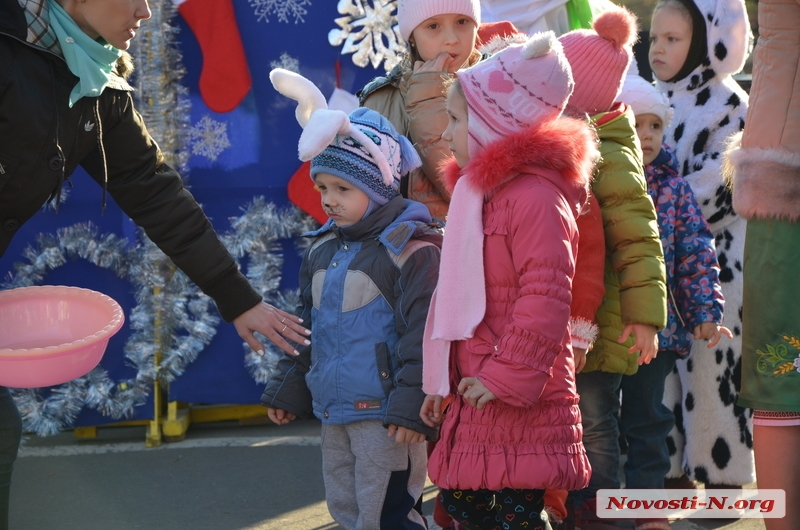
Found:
[281,317,286,323]
[281,324,287,333]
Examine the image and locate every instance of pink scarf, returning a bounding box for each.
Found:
[422,172,486,396]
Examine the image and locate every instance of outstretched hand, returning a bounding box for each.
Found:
[233,301,311,356]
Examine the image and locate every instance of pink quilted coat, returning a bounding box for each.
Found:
[427,117,597,492]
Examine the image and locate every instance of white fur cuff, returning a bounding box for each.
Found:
[726,141,800,221]
[570,317,599,350]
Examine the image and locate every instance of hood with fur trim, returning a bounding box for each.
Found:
[441,116,599,217]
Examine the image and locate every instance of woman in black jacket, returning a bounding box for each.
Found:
[0,0,309,526]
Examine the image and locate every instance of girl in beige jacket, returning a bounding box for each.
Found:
[358,0,484,222]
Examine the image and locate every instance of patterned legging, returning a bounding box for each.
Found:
[439,487,552,530]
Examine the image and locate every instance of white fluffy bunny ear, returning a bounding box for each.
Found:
[269,68,328,127]
[271,68,349,161]
[271,68,396,184]
[298,109,352,161]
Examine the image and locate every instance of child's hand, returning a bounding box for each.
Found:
[458,377,497,410]
[267,407,296,426]
[413,52,456,74]
[619,323,659,365]
[693,322,733,348]
[387,425,426,444]
[420,394,445,427]
[574,347,587,373]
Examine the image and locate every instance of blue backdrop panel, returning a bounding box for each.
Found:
[162,2,387,404]
[0,1,388,414]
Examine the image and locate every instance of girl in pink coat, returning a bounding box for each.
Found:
[420,31,598,530]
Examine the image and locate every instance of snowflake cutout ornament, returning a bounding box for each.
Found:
[189,115,231,161]
[329,0,406,71]
[270,52,301,73]
[249,0,311,24]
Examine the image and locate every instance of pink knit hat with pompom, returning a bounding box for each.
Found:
[559,6,638,116]
[457,31,574,157]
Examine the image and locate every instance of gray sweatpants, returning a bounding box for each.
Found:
[321,420,427,530]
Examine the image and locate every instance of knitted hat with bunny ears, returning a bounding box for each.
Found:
[270,69,420,205]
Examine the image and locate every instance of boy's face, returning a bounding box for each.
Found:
[635,113,664,166]
[314,173,370,227]
[648,6,693,82]
[442,85,470,168]
[409,14,477,73]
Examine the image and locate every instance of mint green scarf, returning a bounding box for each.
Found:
[47,0,123,107]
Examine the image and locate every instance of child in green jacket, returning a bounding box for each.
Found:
[557,6,668,528]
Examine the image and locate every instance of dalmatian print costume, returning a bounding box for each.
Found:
[655,0,755,485]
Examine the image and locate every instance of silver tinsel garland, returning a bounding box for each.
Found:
[4,223,221,435]
[129,0,190,172]
[4,0,324,435]
[4,200,317,435]
[223,198,318,382]
[124,236,219,385]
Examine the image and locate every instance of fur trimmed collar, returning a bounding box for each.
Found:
[440,116,598,209]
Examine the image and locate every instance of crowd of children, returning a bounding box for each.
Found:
[260,0,759,528]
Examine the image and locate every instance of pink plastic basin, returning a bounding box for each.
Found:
[0,285,125,388]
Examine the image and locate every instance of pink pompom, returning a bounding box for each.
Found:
[592,6,638,49]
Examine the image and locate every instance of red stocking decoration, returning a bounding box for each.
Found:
[174,0,252,113]
[288,161,327,225]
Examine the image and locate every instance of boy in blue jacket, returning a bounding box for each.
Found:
[261,70,441,530]
[616,75,732,530]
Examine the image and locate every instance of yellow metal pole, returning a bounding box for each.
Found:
[145,286,163,447]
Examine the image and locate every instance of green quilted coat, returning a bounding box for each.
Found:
[583,108,667,375]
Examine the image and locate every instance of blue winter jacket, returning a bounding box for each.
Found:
[261,197,442,440]
[645,146,725,357]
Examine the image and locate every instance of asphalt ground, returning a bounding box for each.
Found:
[9,418,768,530]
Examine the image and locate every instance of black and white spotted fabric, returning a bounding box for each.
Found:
[655,0,755,486]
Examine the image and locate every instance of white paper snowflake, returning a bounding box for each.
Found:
[329,0,406,71]
[249,0,311,24]
[188,115,231,162]
[270,52,300,73]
